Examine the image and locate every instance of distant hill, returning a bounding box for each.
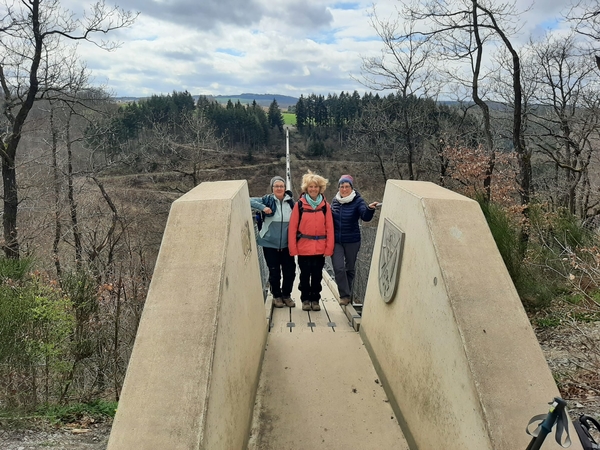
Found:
[200,93,298,109]
[113,93,299,109]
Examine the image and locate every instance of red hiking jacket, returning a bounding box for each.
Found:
[288,195,334,257]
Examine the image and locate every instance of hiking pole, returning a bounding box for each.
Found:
[526,397,571,450]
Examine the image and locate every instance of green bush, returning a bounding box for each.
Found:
[0,284,36,367]
[534,315,561,328]
[478,200,575,309]
[35,399,118,424]
[307,139,327,156]
[0,259,75,408]
[60,269,98,318]
[0,256,34,282]
[514,266,561,308]
[528,204,594,251]
[60,269,99,361]
[478,199,523,282]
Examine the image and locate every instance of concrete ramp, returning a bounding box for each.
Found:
[360,180,581,450]
[248,277,409,449]
[107,181,267,450]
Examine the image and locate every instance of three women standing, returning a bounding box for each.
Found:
[330,175,378,306]
[250,176,296,308]
[252,172,376,309]
[288,172,334,312]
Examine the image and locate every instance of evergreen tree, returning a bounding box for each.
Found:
[268,99,284,132]
[315,95,328,127]
[196,95,212,112]
[296,95,307,131]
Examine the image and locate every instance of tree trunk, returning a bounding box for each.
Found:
[66,112,83,267]
[472,1,494,203]
[2,156,19,258]
[0,0,43,259]
[51,107,62,277]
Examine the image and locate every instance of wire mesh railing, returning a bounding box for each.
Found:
[253,221,270,300]
[324,225,377,307]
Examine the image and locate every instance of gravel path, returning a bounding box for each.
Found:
[0,422,111,450]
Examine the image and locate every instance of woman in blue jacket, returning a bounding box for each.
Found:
[250,176,296,308]
[330,175,378,305]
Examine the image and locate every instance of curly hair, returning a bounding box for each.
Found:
[300,170,328,194]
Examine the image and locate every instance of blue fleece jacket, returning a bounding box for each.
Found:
[250,191,294,249]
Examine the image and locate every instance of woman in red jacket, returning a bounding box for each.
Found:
[288,171,334,311]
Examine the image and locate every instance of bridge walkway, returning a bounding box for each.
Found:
[247,272,409,449]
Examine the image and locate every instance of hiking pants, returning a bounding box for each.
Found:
[298,255,325,302]
[332,241,361,299]
[263,247,296,298]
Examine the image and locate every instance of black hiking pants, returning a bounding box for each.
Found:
[263,247,296,298]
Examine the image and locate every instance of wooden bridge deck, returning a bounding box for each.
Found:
[247,272,409,450]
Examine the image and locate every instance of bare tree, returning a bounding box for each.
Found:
[400,0,531,205]
[359,8,438,180]
[125,111,223,190]
[566,1,600,70]
[524,33,600,217]
[568,1,600,41]
[0,0,137,258]
[350,102,404,182]
[359,9,436,97]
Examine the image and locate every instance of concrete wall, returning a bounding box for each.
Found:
[107,180,268,450]
[360,180,580,450]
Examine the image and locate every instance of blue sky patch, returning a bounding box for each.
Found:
[309,29,340,44]
[538,18,562,30]
[216,48,245,57]
[332,2,360,10]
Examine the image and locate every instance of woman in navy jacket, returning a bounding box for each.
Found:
[330,175,378,305]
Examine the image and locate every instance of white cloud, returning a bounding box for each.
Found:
[67,0,579,98]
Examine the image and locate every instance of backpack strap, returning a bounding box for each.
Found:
[298,199,327,220]
[296,200,328,241]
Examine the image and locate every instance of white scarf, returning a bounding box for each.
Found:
[335,190,356,204]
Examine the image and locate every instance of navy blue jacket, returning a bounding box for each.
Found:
[330,191,375,244]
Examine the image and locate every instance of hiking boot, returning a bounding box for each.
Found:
[311,301,321,311]
[283,297,296,308]
[339,297,351,306]
[302,301,311,311]
[273,297,285,308]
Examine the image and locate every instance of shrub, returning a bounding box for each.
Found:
[0,257,34,282]
[35,399,118,424]
[478,200,578,309]
[528,204,594,251]
[478,199,523,281]
[0,261,74,407]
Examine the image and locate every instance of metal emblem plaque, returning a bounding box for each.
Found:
[242,220,252,260]
[378,218,405,303]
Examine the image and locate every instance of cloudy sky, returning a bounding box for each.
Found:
[68,0,570,99]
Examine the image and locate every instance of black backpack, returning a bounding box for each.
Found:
[574,415,600,450]
[254,211,264,231]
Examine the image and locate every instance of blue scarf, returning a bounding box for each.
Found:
[305,193,323,209]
